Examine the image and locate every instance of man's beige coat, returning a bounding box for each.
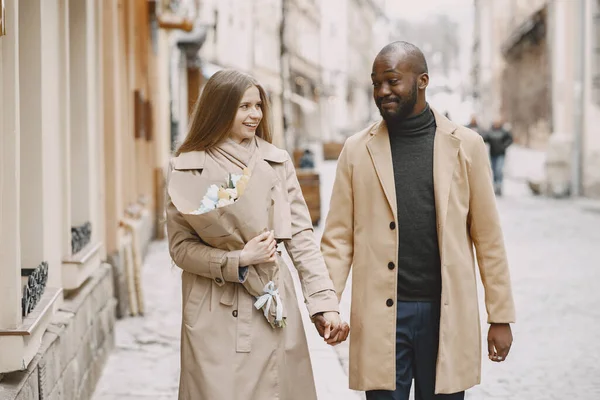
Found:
[321,109,516,394]
[167,138,338,400]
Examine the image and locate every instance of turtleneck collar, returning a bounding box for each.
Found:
[387,103,436,135]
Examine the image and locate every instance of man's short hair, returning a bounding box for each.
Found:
[378,41,428,75]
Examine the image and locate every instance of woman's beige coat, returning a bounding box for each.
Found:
[167,138,338,400]
[321,109,516,394]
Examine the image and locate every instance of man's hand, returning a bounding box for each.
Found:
[312,312,350,345]
[488,323,513,362]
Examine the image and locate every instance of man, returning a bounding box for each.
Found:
[318,41,516,399]
[482,120,513,196]
[466,115,480,135]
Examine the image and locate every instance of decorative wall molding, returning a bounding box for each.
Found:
[71,221,92,255]
[62,242,102,290]
[21,261,49,317]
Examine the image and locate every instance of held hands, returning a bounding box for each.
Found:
[312,312,350,346]
[487,323,513,362]
[239,231,277,266]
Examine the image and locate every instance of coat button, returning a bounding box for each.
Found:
[388,262,395,270]
[389,221,396,230]
[386,299,394,307]
[215,278,223,284]
[232,310,238,318]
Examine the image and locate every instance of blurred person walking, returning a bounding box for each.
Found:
[466,115,480,135]
[166,70,348,400]
[320,42,515,400]
[482,120,513,196]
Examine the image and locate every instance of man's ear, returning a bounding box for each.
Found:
[418,73,429,90]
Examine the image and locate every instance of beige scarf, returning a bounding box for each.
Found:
[207,137,258,174]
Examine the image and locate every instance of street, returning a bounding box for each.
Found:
[93,149,600,400]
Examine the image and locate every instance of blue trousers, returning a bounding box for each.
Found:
[365,302,465,400]
[490,154,505,185]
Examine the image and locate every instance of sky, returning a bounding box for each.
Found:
[385,0,474,22]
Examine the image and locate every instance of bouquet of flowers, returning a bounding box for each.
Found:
[189,168,251,215]
[169,159,287,328]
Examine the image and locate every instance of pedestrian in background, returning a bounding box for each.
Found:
[482,120,513,196]
[166,69,348,400]
[466,115,480,135]
[320,41,515,399]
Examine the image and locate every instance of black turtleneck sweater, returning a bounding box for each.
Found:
[387,104,441,302]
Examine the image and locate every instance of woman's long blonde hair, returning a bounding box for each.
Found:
[176,69,273,155]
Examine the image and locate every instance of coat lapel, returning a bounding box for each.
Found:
[255,137,293,240]
[366,122,397,219]
[432,108,461,246]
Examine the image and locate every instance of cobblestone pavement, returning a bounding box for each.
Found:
[94,151,600,400]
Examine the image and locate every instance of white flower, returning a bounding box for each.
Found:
[216,198,235,208]
[230,174,243,188]
[201,197,217,210]
[205,184,220,202]
[189,196,217,215]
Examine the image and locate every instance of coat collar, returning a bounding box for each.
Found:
[172,136,288,170]
[365,107,461,242]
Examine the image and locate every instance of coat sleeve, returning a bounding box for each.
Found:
[320,144,354,301]
[503,129,514,150]
[166,198,247,284]
[282,157,339,317]
[467,136,516,323]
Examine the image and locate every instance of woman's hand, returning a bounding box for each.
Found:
[312,312,350,345]
[239,231,277,266]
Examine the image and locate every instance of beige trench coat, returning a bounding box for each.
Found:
[167,138,339,400]
[321,109,516,394]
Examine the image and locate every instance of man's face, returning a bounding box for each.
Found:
[371,53,421,123]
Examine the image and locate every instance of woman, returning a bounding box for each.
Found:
[166,69,348,400]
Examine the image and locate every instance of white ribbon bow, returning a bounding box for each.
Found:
[254,281,284,326]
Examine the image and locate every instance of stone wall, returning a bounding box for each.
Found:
[0,265,116,400]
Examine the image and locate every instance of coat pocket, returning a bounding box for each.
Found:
[183,273,211,327]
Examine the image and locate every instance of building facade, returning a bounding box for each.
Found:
[0,1,397,398]
[170,0,390,155]
[472,0,550,145]
[472,0,600,198]
[0,0,181,398]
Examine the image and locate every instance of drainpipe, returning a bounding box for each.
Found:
[572,0,586,197]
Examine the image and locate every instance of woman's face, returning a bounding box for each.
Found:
[229,86,263,143]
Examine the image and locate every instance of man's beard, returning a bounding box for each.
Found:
[376,81,418,125]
